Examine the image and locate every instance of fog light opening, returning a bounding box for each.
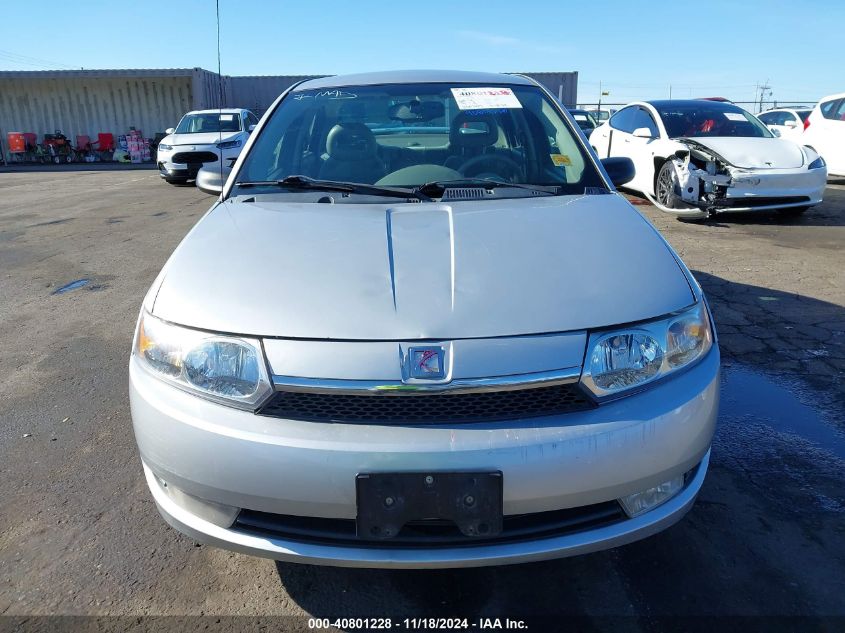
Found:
[154,474,239,528]
[618,475,685,518]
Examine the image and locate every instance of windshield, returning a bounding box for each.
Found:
[235,83,604,196]
[175,112,242,134]
[655,102,773,139]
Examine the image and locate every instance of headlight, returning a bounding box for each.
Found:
[134,311,272,409]
[580,301,713,398]
[216,139,242,150]
[807,155,826,170]
[158,143,173,151]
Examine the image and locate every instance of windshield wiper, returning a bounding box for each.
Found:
[235,175,432,201]
[415,178,559,197]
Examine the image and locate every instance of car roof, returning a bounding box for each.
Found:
[293,70,537,91]
[186,108,245,115]
[818,92,845,102]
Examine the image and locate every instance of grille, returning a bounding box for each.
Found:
[257,383,595,425]
[721,196,809,208]
[172,151,218,164]
[235,501,625,548]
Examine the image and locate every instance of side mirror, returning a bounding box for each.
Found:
[165,127,175,135]
[771,128,782,137]
[784,120,798,128]
[196,164,229,196]
[600,157,635,187]
[248,124,256,133]
[632,127,654,139]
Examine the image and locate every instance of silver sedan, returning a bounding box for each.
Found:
[129,70,719,568]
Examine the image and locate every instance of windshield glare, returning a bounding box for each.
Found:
[236,83,604,195]
[656,103,773,139]
[176,113,242,134]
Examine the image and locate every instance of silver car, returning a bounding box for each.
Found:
[130,70,719,569]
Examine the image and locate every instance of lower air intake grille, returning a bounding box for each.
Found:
[172,151,218,164]
[257,383,595,425]
[235,501,625,548]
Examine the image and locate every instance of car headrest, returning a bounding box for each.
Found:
[325,123,378,162]
[449,112,499,148]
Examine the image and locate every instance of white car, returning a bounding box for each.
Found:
[802,92,845,178]
[157,108,259,184]
[589,100,827,219]
[758,108,811,142]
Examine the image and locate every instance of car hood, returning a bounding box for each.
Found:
[165,132,240,147]
[151,193,694,340]
[681,136,805,169]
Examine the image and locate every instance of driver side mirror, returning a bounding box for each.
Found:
[771,128,782,137]
[784,120,798,128]
[165,127,175,135]
[632,127,654,139]
[248,124,256,133]
[600,157,635,187]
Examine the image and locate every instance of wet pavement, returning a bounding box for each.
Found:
[0,172,843,630]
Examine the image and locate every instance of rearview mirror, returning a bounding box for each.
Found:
[165,127,175,135]
[600,157,635,187]
[388,100,445,122]
[632,127,654,139]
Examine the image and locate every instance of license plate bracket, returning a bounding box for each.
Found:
[356,471,503,541]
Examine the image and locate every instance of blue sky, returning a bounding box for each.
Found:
[1,0,840,106]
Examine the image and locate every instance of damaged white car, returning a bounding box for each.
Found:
[589,100,827,219]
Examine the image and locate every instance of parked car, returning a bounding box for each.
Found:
[130,70,719,569]
[758,108,811,142]
[156,108,259,184]
[589,100,827,219]
[802,92,845,178]
[588,108,616,123]
[568,108,599,136]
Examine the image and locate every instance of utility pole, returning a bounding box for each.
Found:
[669,84,672,99]
[757,80,771,113]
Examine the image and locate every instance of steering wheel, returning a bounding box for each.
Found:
[459,153,523,180]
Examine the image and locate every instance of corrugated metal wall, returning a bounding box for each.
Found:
[0,73,194,140]
[0,69,579,146]
[222,75,322,115]
[520,72,579,107]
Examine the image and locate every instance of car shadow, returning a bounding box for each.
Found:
[274,273,845,620]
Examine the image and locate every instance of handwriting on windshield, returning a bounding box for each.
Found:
[294,90,357,101]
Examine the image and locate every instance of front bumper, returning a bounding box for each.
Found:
[130,348,720,568]
[157,144,240,180]
[667,164,827,218]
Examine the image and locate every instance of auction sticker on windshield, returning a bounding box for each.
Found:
[451,87,522,110]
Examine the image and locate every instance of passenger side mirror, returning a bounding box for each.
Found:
[771,128,782,137]
[165,127,175,135]
[632,127,654,139]
[196,165,228,196]
[600,157,635,187]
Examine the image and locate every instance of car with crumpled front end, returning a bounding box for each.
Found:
[130,70,719,568]
[589,100,826,219]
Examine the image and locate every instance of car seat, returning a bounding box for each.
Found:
[319,123,386,184]
[445,111,499,172]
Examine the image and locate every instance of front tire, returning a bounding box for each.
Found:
[655,160,693,210]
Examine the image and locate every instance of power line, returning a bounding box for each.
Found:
[0,48,79,70]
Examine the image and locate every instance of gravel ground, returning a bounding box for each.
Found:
[1,170,843,631]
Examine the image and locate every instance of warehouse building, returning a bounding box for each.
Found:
[0,68,577,153]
